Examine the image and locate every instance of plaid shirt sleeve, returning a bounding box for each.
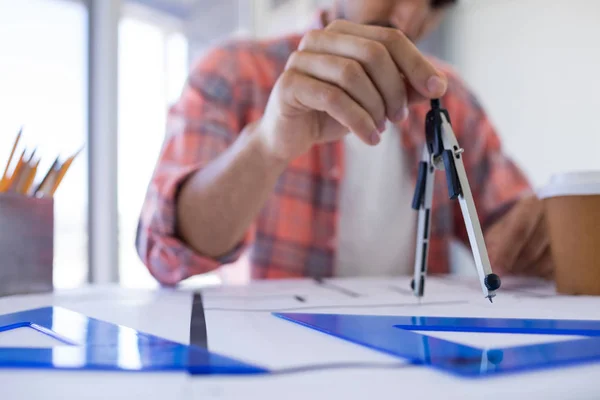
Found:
[442,70,533,244]
[136,44,255,286]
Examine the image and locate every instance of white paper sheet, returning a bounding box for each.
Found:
[1,277,599,400]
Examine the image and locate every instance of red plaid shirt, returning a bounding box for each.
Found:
[136,27,531,286]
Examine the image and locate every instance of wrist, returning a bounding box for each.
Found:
[244,120,292,167]
[242,120,291,170]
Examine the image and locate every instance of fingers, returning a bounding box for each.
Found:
[277,20,448,150]
[287,51,387,131]
[486,197,545,274]
[298,30,409,122]
[534,249,555,280]
[515,214,551,269]
[519,248,555,280]
[280,70,380,145]
[325,20,447,100]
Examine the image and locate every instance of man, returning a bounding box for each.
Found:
[136,0,553,286]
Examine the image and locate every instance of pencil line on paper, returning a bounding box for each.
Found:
[387,285,414,296]
[203,300,469,313]
[313,278,362,298]
[203,294,307,302]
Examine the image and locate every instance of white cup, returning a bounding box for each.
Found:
[538,171,600,200]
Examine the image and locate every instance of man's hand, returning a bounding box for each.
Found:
[485,196,554,279]
[256,19,448,163]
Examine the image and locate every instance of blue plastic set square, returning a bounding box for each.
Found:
[0,307,266,375]
[1,306,600,378]
[275,313,600,378]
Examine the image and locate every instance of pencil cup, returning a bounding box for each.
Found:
[539,171,600,295]
[0,193,53,297]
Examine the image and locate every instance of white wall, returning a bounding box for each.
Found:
[443,0,600,189]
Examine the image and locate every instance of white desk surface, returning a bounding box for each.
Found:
[1,275,600,400]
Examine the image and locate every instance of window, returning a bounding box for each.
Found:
[118,13,189,288]
[0,0,89,289]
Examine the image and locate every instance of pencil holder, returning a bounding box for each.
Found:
[0,193,53,297]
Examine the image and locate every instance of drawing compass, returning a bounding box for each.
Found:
[410,99,501,302]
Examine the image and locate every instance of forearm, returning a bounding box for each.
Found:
[176,122,287,258]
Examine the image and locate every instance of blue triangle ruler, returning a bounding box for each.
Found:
[275,313,600,378]
[0,306,265,375]
[5,307,600,378]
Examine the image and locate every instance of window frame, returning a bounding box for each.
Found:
[84,0,120,284]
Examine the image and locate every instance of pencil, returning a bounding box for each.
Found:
[36,171,58,198]
[12,148,37,194]
[21,158,40,195]
[33,157,59,196]
[14,163,33,195]
[0,128,22,192]
[27,148,37,163]
[36,168,60,198]
[5,150,27,192]
[49,147,83,196]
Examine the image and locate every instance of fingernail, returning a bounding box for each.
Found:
[370,132,381,145]
[377,120,387,133]
[395,106,409,122]
[427,75,447,95]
